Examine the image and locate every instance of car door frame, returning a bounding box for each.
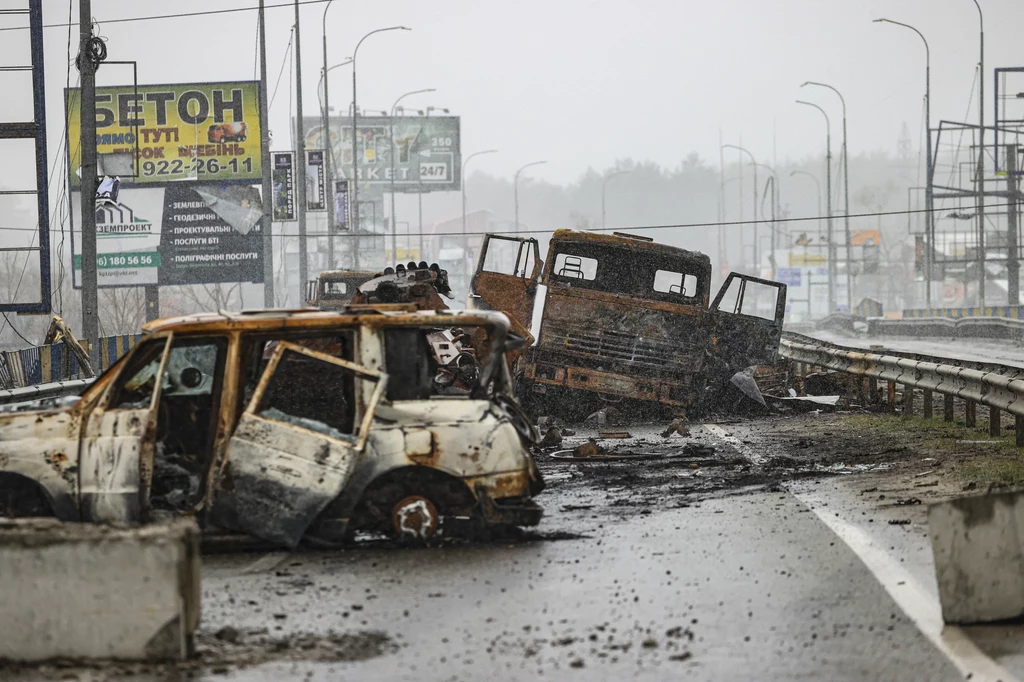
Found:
[78,332,174,525]
[709,273,788,370]
[469,234,543,333]
[210,341,387,548]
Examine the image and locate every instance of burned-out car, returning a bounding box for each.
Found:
[0,308,543,547]
[468,229,787,415]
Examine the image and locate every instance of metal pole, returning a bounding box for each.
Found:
[802,82,853,310]
[514,160,546,234]
[462,150,497,237]
[294,0,308,301]
[722,144,757,271]
[260,0,274,307]
[874,19,932,307]
[350,27,410,268]
[1008,144,1019,305]
[973,0,985,306]
[321,1,335,270]
[389,89,434,263]
[796,101,834,311]
[718,129,727,275]
[78,0,99,359]
[601,169,631,229]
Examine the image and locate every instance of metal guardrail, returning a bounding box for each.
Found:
[867,316,1024,341]
[780,332,1024,441]
[0,379,94,406]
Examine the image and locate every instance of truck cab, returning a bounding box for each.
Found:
[468,229,787,415]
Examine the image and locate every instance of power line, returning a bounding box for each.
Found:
[265,201,1022,238]
[0,0,331,33]
[0,201,1015,238]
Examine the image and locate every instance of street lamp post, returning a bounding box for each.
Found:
[874,18,932,307]
[461,149,498,238]
[389,88,434,263]
[796,100,836,312]
[971,0,985,305]
[319,51,352,270]
[722,144,758,272]
[514,160,547,234]
[802,81,853,311]
[751,161,779,275]
[351,26,410,267]
[790,170,823,241]
[601,169,632,229]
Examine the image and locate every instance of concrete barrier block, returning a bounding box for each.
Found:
[929,490,1024,624]
[0,518,200,662]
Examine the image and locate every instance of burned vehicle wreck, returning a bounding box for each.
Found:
[0,308,542,547]
[468,229,787,416]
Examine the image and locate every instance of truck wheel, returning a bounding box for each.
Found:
[391,495,439,540]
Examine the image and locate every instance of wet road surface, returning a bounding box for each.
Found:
[9,416,1019,681]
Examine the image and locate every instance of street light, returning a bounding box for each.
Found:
[790,170,823,241]
[320,0,343,268]
[462,149,498,236]
[601,169,632,229]
[970,0,986,305]
[796,99,836,312]
[751,161,779,274]
[514,160,547,234]
[319,55,352,269]
[722,144,758,272]
[802,81,853,311]
[874,18,932,306]
[351,25,411,250]
[389,88,434,263]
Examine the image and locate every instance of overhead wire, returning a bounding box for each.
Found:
[0,0,333,33]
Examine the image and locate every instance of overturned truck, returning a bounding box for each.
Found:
[468,229,787,416]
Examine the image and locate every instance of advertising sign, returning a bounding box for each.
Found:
[67,81,263,187]
[303,115,461,192]
[775,267,802,287]
[334,179,349,231]
[272,152,295,221]
[71,184,264,288]
[306,150,326,211]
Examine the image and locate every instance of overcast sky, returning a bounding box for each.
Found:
[4,0,1023,186]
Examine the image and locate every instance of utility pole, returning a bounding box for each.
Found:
[973,0,985,306]
[260,0,275,307]
[321,1,336,270]
[294,0,308,301]
[78,0,99,360]
[1008,145,1020,305]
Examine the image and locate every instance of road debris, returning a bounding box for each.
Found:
[661,417,690,438]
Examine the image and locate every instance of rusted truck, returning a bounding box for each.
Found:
[308,263,452,311]
[0,307,542,547]
[467,229,786,415]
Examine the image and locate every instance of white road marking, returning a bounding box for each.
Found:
[240,552,290,575]
[793,490,1017,682]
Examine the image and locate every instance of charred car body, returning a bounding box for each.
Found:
[468,229,787,415]
[308,263,452,311]
[0,308,542,547]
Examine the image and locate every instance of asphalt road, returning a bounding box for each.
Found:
[811,331,1024,369]
[8,418,1016,681]
[189,422,976,681]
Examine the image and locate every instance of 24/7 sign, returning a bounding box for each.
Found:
[302,115,461,193]
[66,81,263,187]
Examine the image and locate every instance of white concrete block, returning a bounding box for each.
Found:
[0,518,201,662]
[929,489,1024,624]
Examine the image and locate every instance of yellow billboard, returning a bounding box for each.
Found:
[788,252,827,266]
[66,81,262,187]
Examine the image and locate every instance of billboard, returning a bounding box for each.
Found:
[334,179,350,231]
[306,150,326,211]
[271,152,295,221]
[67,81,263,187]
[303,115,461,192]
[70,184,264,288]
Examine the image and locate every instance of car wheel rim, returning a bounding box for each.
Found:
[391,495,439,539]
